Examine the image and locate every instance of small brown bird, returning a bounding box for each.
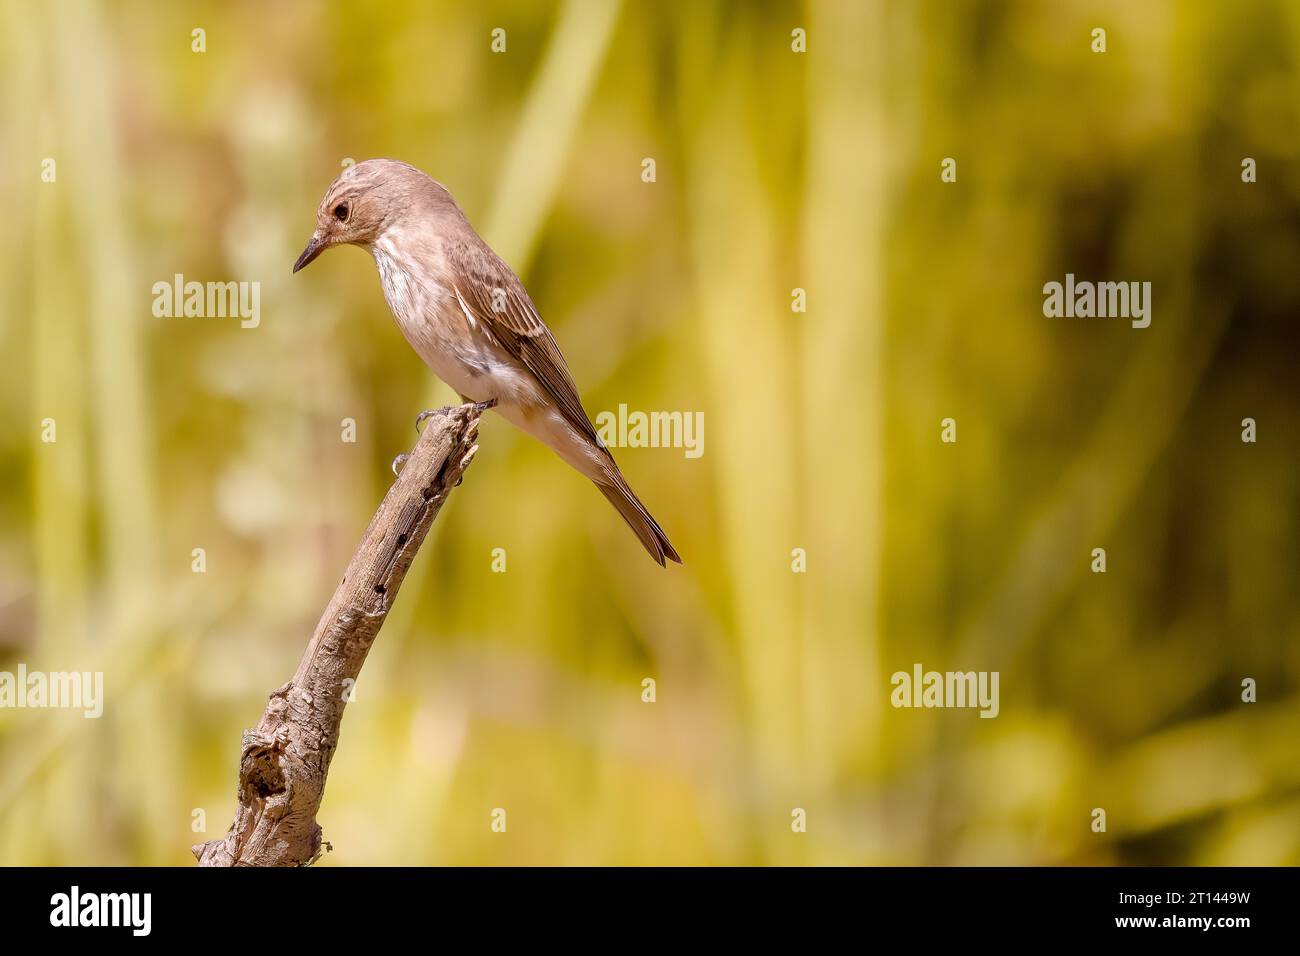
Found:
[293,159,681,566]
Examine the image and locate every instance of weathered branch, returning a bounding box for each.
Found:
[193,404,482,867]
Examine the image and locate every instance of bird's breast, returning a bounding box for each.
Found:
[369,237,539,408]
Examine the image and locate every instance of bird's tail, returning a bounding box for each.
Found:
[595,473,682,567]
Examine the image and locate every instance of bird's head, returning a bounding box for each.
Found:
[292,159,453,273]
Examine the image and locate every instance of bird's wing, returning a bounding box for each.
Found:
[447,238,603,447]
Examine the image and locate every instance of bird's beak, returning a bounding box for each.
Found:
[292,232,327,274]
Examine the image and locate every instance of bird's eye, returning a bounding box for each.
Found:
[333,202,350,221]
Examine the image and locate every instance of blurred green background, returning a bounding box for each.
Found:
[2,0,1299,865]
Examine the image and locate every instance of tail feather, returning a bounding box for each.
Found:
[596,476,682,566]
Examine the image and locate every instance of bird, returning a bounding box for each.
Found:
[292,159,681,566]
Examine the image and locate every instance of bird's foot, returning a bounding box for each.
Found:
[467,397,498,413]
[391,453,409,477]
[415,406,455,433]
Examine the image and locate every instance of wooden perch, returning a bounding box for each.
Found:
[193,404,482,867]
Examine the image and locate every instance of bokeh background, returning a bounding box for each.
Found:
[2,0,1299,865]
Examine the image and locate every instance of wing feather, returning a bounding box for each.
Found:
[447,238,602,447]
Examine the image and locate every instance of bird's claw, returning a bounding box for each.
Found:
[468,398,498,413]
[415,407,454,433]
[391,453,409,476]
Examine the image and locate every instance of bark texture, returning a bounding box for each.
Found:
[194,405,481,866]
